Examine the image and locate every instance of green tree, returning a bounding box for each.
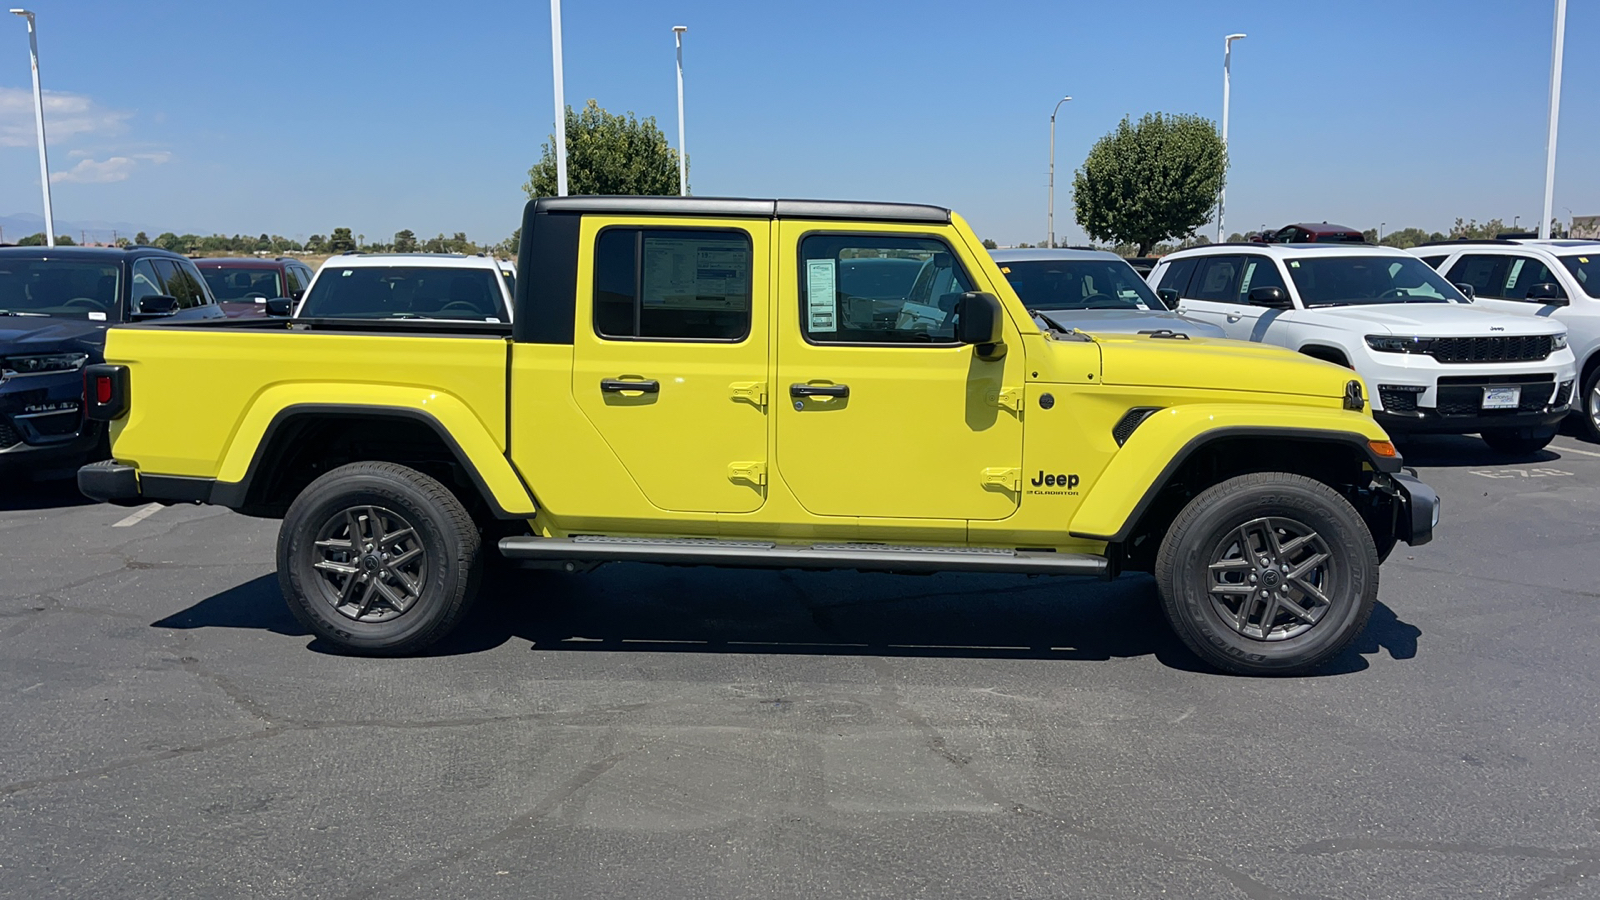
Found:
[133,231,149,246]
[1448,218,1509,240]
[393,229,418,253]
[981,238,998,250]
[327,227,356,253]
[524,99,682,198]
[493,228,521,258]
[305,234,327,254]
[1072,113,1228,256]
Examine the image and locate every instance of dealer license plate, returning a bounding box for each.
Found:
[1482,386,1521,409]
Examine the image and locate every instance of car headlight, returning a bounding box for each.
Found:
[1552,333,1568,351]
[1364,335,1434,353]
[1,352,88,375]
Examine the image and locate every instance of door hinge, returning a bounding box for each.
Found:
[730,381,767,408]
[981,467,1020,491]
[727,461,767,486]
[987,387,1025,412]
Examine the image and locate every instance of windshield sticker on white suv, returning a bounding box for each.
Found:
[806,259,837,333]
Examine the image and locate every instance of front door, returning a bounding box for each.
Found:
[571,217,771,514]
[773,222,1024,520]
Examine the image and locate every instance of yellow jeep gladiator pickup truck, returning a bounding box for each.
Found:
[77,197,1438,675]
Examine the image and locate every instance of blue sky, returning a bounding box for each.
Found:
[0,0,1593,246]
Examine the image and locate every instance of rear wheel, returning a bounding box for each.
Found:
[278,462,482,655]
[1480,427,1556,455]
[1154,473,1378,676]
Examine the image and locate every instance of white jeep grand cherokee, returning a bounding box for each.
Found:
[1149,243,1576,454]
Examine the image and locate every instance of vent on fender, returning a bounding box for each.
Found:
[1112,407,1163,446]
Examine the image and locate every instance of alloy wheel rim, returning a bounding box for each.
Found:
[1589,384,1600,431]
[310,505,428,623]
[1206,516,1335,641]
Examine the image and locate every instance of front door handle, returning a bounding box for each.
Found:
[790,383,849,399]
[601,378,659,394]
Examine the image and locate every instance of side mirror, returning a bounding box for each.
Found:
[955,291,1007,360]
[1247,286,1294,309]
[1156,287,1180,308]
[131,294,178,319]
[265,297,294,317]
[1453,282,1476,302]
[1526,282,1569,305]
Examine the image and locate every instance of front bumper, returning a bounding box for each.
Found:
[0,367,98,473]
[1376,406,1568,434]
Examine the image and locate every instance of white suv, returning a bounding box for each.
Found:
[293,253,515,322]
[1149,244,1576,454]
[1411,239,1600,441]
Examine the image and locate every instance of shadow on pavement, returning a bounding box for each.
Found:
[157,566,1422,677]
[0,477,97,513]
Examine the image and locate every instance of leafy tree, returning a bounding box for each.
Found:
[306,234,327,254]
[1072,113,1228,256]
[1449,218,1508,240]
[327,227,356,253]
[493,228,521,258]
[17,232,75,246]
[113,237,130,248]
[393,229,418,253]
[980,238,998,250]
[524,99,682,198]
[134,231,149,246]
[152,232,181,252]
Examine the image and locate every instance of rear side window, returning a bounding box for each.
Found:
[1156,257,1198,296]
[798,234,974,344]
[592,228,752,341]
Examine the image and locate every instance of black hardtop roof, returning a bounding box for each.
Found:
[0,245,191,262]
[526,195,952,224]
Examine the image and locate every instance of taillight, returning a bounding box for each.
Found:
[84,364,129,420]
[96,375,113,404]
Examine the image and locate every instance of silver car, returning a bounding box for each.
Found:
[990,248,1224,338]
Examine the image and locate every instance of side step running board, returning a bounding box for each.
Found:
[498,535,1109,577]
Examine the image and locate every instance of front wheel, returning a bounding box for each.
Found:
[1579,366,1600,444]
[1154,473,1378,676]
[278,462,482,655]
[1480,426,1556,455]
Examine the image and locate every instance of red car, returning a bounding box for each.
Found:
[1250,223,1366,244]
[192,257,317,318]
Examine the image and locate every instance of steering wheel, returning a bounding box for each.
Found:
[63,297,106,310]
[1379,288,1409,299]
[437,301,484,316]
[1079,293,1128,309]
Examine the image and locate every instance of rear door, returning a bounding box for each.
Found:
[570,217,771,514]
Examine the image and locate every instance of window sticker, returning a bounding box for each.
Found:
[1505,258,1525,291]
[806,259,837,333]
[1289,260,1300,268]
[1580,257,1590,264]
[88,311,107,321]
[1239,261,1257,296]
[641,237,749,310]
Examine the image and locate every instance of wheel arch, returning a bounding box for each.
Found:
[212,404,536,520]
[1297,343,1352,368]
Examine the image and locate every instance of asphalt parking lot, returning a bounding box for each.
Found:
[3,429,1599,900]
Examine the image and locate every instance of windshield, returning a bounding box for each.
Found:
[998,258,1161,311]
[0,258,121,319]
[298,267,507,321]
[200,267,282,303]
[1561,255,1600,299]
[1285,256,1465,306]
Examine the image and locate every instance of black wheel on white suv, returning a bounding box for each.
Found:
[1154,473,1378,676]
[1581,366,1600,444]
[278,462,482,655]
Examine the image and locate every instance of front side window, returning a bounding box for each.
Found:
[153,260,207,309]
[298,266,509,321]
[129,260,164,305]
[1445,254,1510,299]
[0,258,120,319]
[1156,257,1198,296]
[1561,255,1600,298]
[593,229,751,341]
[1190,256,1245,301]
[1498,256,1562,301]
[283,267,305,298]
[1237,255,1288,298]
[799,234,973,344]
[1416,255,1449,270]
[1000,258,1162,310]
[1286,256,1464,306]
[201,267,282,302]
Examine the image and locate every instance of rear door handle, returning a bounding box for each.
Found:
[790,383,849,398]
[601,378,659,394]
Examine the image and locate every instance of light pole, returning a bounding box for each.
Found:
[548,0,568,196]
[1047,95,1071,249]
[673,25,687,196]
[1379,222,1385,244]
[1540,0,1566,240]
[1218,32,1246,243]
[1514,215,1521,232]
[10,9,54,247]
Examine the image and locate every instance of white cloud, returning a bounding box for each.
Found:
[51,151,172,184]
[0,86,131,147]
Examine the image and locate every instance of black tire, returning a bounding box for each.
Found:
[277,462,482,655]
[1480,427,1556,455]
[1579,365,1600,444]
[1154,473,1378,676]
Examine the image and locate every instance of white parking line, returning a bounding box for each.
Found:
[111,503,162,528]
[1551,444,1600,458]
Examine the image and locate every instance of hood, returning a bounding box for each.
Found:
[1094,333,1356,399]
[1037,308,1227,338]
[0,317,110,357]
[1295,302,1564,337]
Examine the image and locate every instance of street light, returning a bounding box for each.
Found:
[1047,95,1071,249]
[1514,215,1521,231]
[673,25,688,196]
[1379,222,1386,244]
[1540,0,1566,240]
[10,8,54,247]
[548,0,568,196]
[1218,32,1246,242]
